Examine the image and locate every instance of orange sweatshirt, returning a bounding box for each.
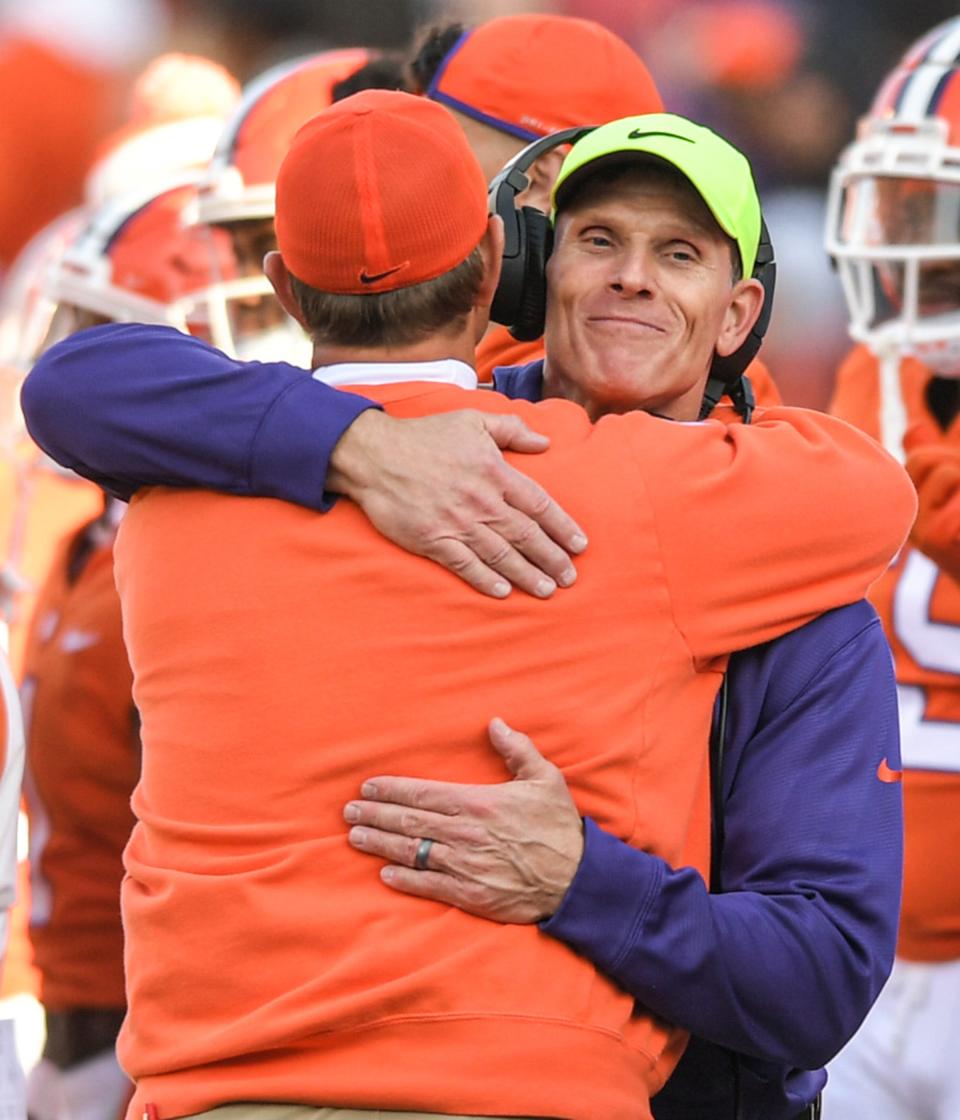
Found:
[115,383,914,1120]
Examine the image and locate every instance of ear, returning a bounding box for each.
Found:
[475,214,505,312]
[715,277,765,358]
[264,251,307,329]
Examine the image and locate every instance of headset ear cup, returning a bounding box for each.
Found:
[486,126,594,342]
[506,208,552,342]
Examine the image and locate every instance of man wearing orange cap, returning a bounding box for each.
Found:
[26,91,913,1120]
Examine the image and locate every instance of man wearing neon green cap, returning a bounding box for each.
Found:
[538,113,764,422]
[22,109,903,1120]
[339,114,899,1120]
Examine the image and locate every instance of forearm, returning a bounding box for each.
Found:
[21,322,379,508]
[541,822,877,1067]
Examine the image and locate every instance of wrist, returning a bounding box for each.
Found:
[327,408,391,498]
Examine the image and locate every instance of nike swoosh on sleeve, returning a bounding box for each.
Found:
[876,758,903,784]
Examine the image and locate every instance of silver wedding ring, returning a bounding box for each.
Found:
[414,838,434,871]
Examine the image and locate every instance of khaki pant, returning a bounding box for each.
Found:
[183,1108,550,1120]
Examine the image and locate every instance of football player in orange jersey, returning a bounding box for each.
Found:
[0,47,241,673]
[824,16,960,1119]
[0,210,103,679]
[22,180,234,1120]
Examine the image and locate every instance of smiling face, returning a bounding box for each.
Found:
[543,162,762,420]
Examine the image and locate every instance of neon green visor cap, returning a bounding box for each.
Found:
[551,112,761,277]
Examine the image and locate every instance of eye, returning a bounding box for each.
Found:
[578,225,615,249]
[666,243,698,263]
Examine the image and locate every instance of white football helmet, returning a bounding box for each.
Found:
[826,17,960,375]
[39,177,233,353]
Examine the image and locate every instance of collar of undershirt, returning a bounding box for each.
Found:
[312,358,477,390]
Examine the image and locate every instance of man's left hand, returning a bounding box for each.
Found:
[344,718,584,923]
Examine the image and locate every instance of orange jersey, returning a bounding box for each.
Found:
[0,440,103,677]
[22,520,136,1010]
[476,325,782,407]
[115,380,912,1120]
[832,342,960,961]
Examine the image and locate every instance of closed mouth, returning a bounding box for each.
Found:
[587,316,667,333]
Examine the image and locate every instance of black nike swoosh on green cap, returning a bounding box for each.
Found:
[626,129,695,142]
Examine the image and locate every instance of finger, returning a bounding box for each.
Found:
[488,717,551,780]
[343,798,454,839]
[379,865,464,907]
[420,537,512,599]
[482,499,579,589]
[356,774,471,815]
[457,523,559,598]
[349,825,452,872]
[497,464,588,555]
[479,412,551,453]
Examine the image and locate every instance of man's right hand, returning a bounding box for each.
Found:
[326,409,587,598]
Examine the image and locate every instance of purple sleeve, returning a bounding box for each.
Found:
[21,322,381,510]
[541,605,902,1070]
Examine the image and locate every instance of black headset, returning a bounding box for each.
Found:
[487,126,776,422]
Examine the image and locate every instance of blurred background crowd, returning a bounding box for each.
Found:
[2,0,960,410]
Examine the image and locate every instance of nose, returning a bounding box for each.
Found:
[609,244,655,297]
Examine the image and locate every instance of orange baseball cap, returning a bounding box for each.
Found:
[275,89,488,295]
[426,14,663,141]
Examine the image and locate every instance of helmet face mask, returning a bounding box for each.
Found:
[193,217,311,363]
[829,171,960,370]
[826,29,960,375]
[39,181,233,357]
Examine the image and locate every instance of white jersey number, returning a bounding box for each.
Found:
[892,550,960,773]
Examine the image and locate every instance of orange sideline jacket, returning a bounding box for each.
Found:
[832,343,960,961]
[115,383,914,1120]
[22,522,136,1009]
